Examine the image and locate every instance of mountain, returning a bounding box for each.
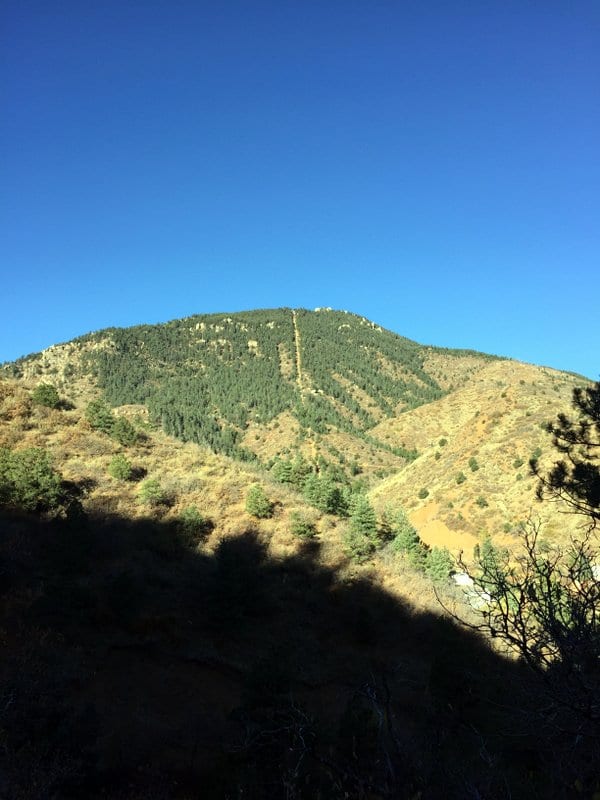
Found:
[4,306,498,464]
[1,309,597,796]
[2,307,587,548]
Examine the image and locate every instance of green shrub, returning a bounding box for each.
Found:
[86,399,115,434]
[391,509,429,571]
[425,547,454,582]
[343,525,374,561]
[530,446,542,465]
[418,487,429,499]
[439,438,447,447]
[0,447,62,512]
[456,472,467,485]
[108,454,132,481]
[138,478,170,507]
[178,506,213,543]
[349,495,378,540]
[513,457,524,468]
[475,495,489,508]
[32,383,61,409]
[468,456,479,472]
[271,458,293,484]
[289,511,316,538]
[111,416,138,446]
[245,484,273,518]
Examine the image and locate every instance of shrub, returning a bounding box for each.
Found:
[530,446,542,465]
[32,383,61,409]
[245,484,273,518]
[0,447,62,512]
[475,495,489,508]
[391,509,429,571]
[456,472,467,485]
[349,495,378,541]
[468,456,479,472]
[418,487,429,499]
[108,454,132,481]
[138,478,170,507]
[289,511,316,538]
[271,458,293,484]
[178,506,213,543]
[439,438,448,447]
[513,457,524,468]
[86,399,115,434]
[343,524,374,561]
[111,416,138,446]
[425,546,454,583]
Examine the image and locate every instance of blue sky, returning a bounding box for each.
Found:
[2,1,599,378]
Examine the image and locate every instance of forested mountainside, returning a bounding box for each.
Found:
[3,308,499,461]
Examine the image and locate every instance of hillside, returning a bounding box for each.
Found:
[1,307,589,556]
[1,375,594,798]
[1,313,598,797]
[370,359,587,553]
[2,307,498,471]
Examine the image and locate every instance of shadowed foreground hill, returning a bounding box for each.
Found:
[2,508,597,799]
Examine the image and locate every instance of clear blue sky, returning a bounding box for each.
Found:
[2,1,599,378]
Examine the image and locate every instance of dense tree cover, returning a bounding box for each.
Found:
[71,308,472,459]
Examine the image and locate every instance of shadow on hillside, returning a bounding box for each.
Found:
[0,510,586,799]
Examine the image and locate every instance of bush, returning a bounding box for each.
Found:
[289,511,316,539]
[456,472,467,485]
[468,456,479,472]
[391,509,429,571]
[108,454,132,481]
[439,438,447,447]
[111,416,138,446]
[475,495,489,508]
[425,546,454,583]
[418,487,429,499]
[178,506,213,543]
[513,457,524,469]
[138,478,170,507]
[530,446,542,465]
[343,524,374,561]
[86,399,115,434]
[0,447,63,512]
[245,484,273,518]
[32,383,61,409]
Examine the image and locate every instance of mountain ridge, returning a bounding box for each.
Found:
[1,306,589,551]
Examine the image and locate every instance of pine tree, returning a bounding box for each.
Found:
[245,484,273,518]
[532,380,600,525]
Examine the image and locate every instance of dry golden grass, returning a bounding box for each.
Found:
[370,360,587,557]
[0,350,589,609]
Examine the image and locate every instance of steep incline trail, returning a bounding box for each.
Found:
[292,310,304,396]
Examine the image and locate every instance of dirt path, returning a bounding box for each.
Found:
[292,309,304,396]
